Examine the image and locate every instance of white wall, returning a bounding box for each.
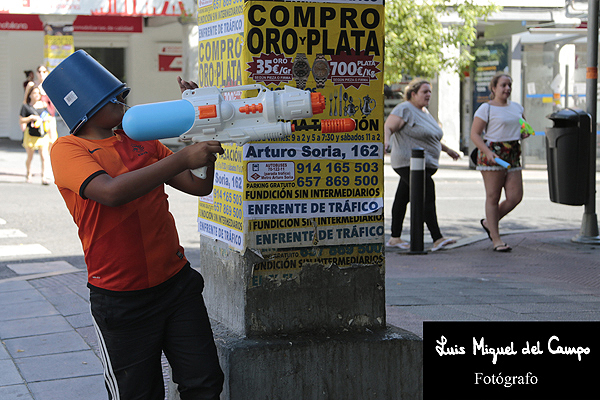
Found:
[127,22,185,106]
[0,20,186,141]
[1,30,46,141]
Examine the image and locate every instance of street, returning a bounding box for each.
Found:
[0,140,593,277]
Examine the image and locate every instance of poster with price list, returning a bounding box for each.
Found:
[196,0,385,282]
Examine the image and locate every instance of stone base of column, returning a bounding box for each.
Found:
[169,323,423,400]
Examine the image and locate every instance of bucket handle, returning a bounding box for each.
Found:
[71,116,88,134]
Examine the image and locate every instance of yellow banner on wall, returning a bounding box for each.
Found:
[43,24,74,71]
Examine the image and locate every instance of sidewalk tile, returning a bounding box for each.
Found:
[4,331,91,359]
[0,288,46,305]
[529,311,600,321]
[76,326,100,354]
[396,305,484,321]
[0,281,33,292]
[0,315,73,339]
[65,312,93,329]
[29,375,106,400]
[558,295,600,303]
[0,300,59,321]
[0,359,23,386]
[6,261,77,276]
[0,385,33,400]
[36,291,90,316]
[470,294,569,304]
[447,304,537,320]
[0,343,9,360]
[14,350,103,382]
[496,301,600,314]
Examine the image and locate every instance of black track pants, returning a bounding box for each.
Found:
[90,265,224,400]
[391,166,442,242]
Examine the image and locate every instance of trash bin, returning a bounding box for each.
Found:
[545,108,591,206]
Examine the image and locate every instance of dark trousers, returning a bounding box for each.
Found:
[391,167,442,242]
[90,265,224,400]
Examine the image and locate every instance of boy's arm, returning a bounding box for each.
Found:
[166,163,217,196]
[83,141,223,207]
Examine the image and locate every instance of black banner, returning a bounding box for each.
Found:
[425,322,598,399]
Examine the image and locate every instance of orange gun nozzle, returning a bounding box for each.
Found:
[321,118,356,133]
[311,92,326,115]
[293,118,355,133]
[239,103,263,114]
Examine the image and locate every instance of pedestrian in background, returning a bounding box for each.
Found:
[20,70,35,133]
[470,72,531,252]
[19,85,56,184]
[25,65,56,118]
[384,78,460,251]
[22,70,34,91]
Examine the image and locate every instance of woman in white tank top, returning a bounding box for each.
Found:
[470,72,531,252]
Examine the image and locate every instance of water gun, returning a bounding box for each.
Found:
[519,118,535,136]
[122,84,356,178]
[494,157,510,169]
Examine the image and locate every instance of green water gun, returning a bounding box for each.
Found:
[519,118,535,136]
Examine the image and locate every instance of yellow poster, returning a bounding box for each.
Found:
[242,1,384,249]
[196,0,385,252]
[43,24,74,71]
[250,242,385,287]
[197,0,244,88]
[196,0,246,250]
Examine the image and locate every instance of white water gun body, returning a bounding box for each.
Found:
[122,84,354,178]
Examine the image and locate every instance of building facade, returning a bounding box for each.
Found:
[0,0,198,141]
[2,0,598,168]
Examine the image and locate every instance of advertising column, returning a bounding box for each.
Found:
[192,3,422,399]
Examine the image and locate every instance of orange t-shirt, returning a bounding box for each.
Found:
[50,131,188,292]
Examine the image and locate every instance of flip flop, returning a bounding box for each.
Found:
[431,237,456,251]
[493,243,512,252]
[386,239,410,250]
[480,219,491,240]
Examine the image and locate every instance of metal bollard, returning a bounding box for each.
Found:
[409,148,427,254]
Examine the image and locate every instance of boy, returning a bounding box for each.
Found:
[46,51,224,400]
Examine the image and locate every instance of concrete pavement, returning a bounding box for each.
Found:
[2,137,600,399]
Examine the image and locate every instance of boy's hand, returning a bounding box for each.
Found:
[184,141,224,170]
[177,76,199,93]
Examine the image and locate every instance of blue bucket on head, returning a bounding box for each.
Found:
[42,50,130,134]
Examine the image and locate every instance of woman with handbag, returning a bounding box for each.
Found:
[384,78,460,251]
[19,85,57,184]
[470,72,531,252]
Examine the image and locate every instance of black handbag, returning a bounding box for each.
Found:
[469,148,478,165]
[27,109,47,137]
[28,120,43,137]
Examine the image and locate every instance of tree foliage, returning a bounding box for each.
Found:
[385,0,500,82]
